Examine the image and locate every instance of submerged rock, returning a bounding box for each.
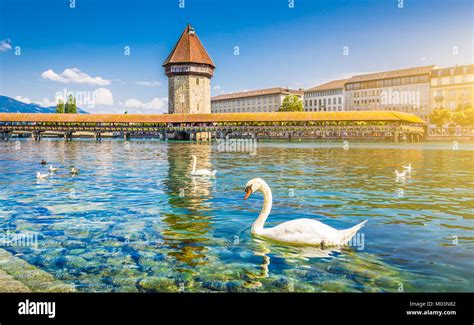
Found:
[271,277,294,291]
[202,281,227,291]
[0,249,75,292]
[136,276,178,292]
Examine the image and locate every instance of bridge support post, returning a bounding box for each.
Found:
[123,132,131,141]
[64,132,73,141]
[0,131,11,140]
[32,131,42,142]
[94,132,102,142]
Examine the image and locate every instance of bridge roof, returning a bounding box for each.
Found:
[0,111,426,124]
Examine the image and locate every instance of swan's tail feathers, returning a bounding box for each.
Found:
[338,220,367,245]
[211,170,217,176]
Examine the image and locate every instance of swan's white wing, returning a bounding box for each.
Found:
[192,169,216,176]
[261,218,340,246]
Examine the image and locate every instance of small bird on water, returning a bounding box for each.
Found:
[403,163,412,173]
[70,168,80,176]
[395,169,406,179]
[36,171,50,179]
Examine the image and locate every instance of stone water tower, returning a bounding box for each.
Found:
[163,24,215,114]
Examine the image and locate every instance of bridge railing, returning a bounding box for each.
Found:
[428,126,474,137]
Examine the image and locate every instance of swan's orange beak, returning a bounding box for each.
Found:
[244,186,252,200]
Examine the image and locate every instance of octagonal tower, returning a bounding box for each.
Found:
[163,24,215,114]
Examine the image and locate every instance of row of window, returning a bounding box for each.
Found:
[305,89,342,97]
[346,75,430,90]
[304,97,342,107]
[212,95,282,108]
[434,88,473,98]
[434,101,472,110]
[304,107,343,112]
[346,85,428,98]
[349,105,427,112]
[433,66,471,77]
[212,105,280,113]
[433,75,470,86]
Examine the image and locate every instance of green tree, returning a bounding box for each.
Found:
[278,95,303,112]
[55,100,65,113]
[466,109,474,127]
[458,108,474,127]
[64,95,77,114]
[452,103,473,126]
[429,108,451,127]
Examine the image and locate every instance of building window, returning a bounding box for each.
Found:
[196,78,200,85]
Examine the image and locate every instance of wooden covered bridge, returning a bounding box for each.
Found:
[0,111,426,142]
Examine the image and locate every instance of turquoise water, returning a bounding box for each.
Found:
[0,139,473,292]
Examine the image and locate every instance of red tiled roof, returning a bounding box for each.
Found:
[305,79,348,92]
[346,65,437,83]
[211,87,303,101]
[163,24,215,68]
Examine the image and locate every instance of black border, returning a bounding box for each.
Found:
[0,293,472,322]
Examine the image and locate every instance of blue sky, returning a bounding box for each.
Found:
[0,0,472,113]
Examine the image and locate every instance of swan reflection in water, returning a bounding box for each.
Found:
[249,237,341,278]
[162,144,216,268]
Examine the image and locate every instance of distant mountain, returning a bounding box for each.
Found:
[0,96,88,114]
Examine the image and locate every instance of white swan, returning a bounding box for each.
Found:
[403,163,412,173]
[70,168,80,175]
[36,171,50,179]
[190,155,217,176]
[48,165,59,172]
[395,169,406,178]
[244,178,367,247]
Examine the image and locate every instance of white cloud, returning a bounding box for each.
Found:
[136,80,161,87]
[213,85,221,91]
[41,68,111,86]
[0,39,12,52]
[123,97,168,113]
[14,96,31,104]
[35,97,56,107]
[95,88,114,106]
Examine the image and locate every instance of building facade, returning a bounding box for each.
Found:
[211,87,303,113]
[304,79,347,112]
[163,24,215,114]
[345,65,436,121]
[430,64,474,111]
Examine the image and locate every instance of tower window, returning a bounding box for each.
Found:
[196,78,200,85]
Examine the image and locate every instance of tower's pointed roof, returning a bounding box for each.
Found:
[163,24,215,68]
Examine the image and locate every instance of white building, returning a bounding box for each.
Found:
[211,87,303,113]
[345,65,437,121]
[304,79,347,112]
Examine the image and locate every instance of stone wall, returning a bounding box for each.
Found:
[168,75,211,114]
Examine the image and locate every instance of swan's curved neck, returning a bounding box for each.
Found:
[191,156,196,173]
[251,183,272,234]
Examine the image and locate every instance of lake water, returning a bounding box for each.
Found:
[0,139,473,292]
